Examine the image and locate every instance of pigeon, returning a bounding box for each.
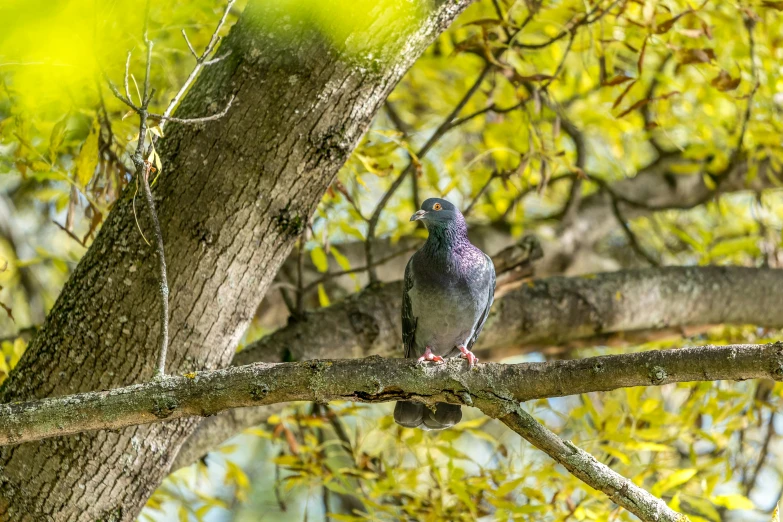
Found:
[393,197,496,430]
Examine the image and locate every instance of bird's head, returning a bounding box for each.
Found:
[410,198,465,232]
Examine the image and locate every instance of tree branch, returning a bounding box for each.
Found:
[1,342,780,448]
[171,262,783,466]
[237,265,783,369]
[2,342,781,518]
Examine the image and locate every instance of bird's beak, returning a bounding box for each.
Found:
[410,210,427,222]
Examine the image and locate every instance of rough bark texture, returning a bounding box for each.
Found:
[1,343,782,447]
[240,265,783,365]
[0,1,473,519]
[175,265,783,467]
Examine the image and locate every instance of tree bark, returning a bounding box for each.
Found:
[175,265,783,467]
[0,1,473,519]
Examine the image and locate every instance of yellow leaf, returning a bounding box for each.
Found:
[310,246,329,272]
[652,468,697,496]
[711,494,754,510]
[31,161,50,172]
[318,283,330,307]
[195,505,213,520]
[602,445,630,465]
[75,120,99,188]
[495,476,526,497]
[330,246,352,272]
[772,503,780,522]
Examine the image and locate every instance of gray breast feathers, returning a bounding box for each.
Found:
[402,250,495,358]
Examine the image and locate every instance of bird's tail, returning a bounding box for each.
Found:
[393,401,462,430]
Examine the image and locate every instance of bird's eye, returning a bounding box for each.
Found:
[433,203,442,211]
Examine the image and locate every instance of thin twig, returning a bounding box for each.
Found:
[641,55,673,153]
[512,0,620,50]
[141,162,170,378]
[103,73,138,112]
[745,412,776,494]
[610,196,660,267]
[295,238,305,317]
[449,98,527,129]
[302,244,418,294]
[540,30,576,91]
[500,172,577,221]
[103,0,239,377]
[712,11,757,186]
[149,95,235,125]
[124,51,133,105]
[364,63,492,283]
[384,101,418,209]
[463,171,499,216]
[159,0,236,130]
[181,29,198,59]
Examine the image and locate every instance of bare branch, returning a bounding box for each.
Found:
[124,51,133,105]
[610,196,661,266]
[140,162,170,378]
[744,412,776,495]
[0,340,780,521]
[181,29,198,59]
[384,101,419,208]
[3,343,783,446]
[103,72,138,112]
[203,50,232,66]
[160,0,236,127]
[540,29,576,91]
[149,94,235,125]
[463,170,499,216]
[303,244,417,294]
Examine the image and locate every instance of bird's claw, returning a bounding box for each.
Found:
[417,347,445,364]
[458,346,478,368]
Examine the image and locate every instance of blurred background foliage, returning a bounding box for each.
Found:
[2,0,783,520]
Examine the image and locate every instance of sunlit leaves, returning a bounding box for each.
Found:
[74,119,99,188]
[651,468,698,496]
[310,246,329,273]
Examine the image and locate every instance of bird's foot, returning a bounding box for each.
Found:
[458,346,478,368]
[417,346,445,364]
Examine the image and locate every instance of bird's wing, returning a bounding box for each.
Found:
[467,253,496,350]
[401,258,418,358]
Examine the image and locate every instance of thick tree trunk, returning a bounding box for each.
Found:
[0,1,472,519]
